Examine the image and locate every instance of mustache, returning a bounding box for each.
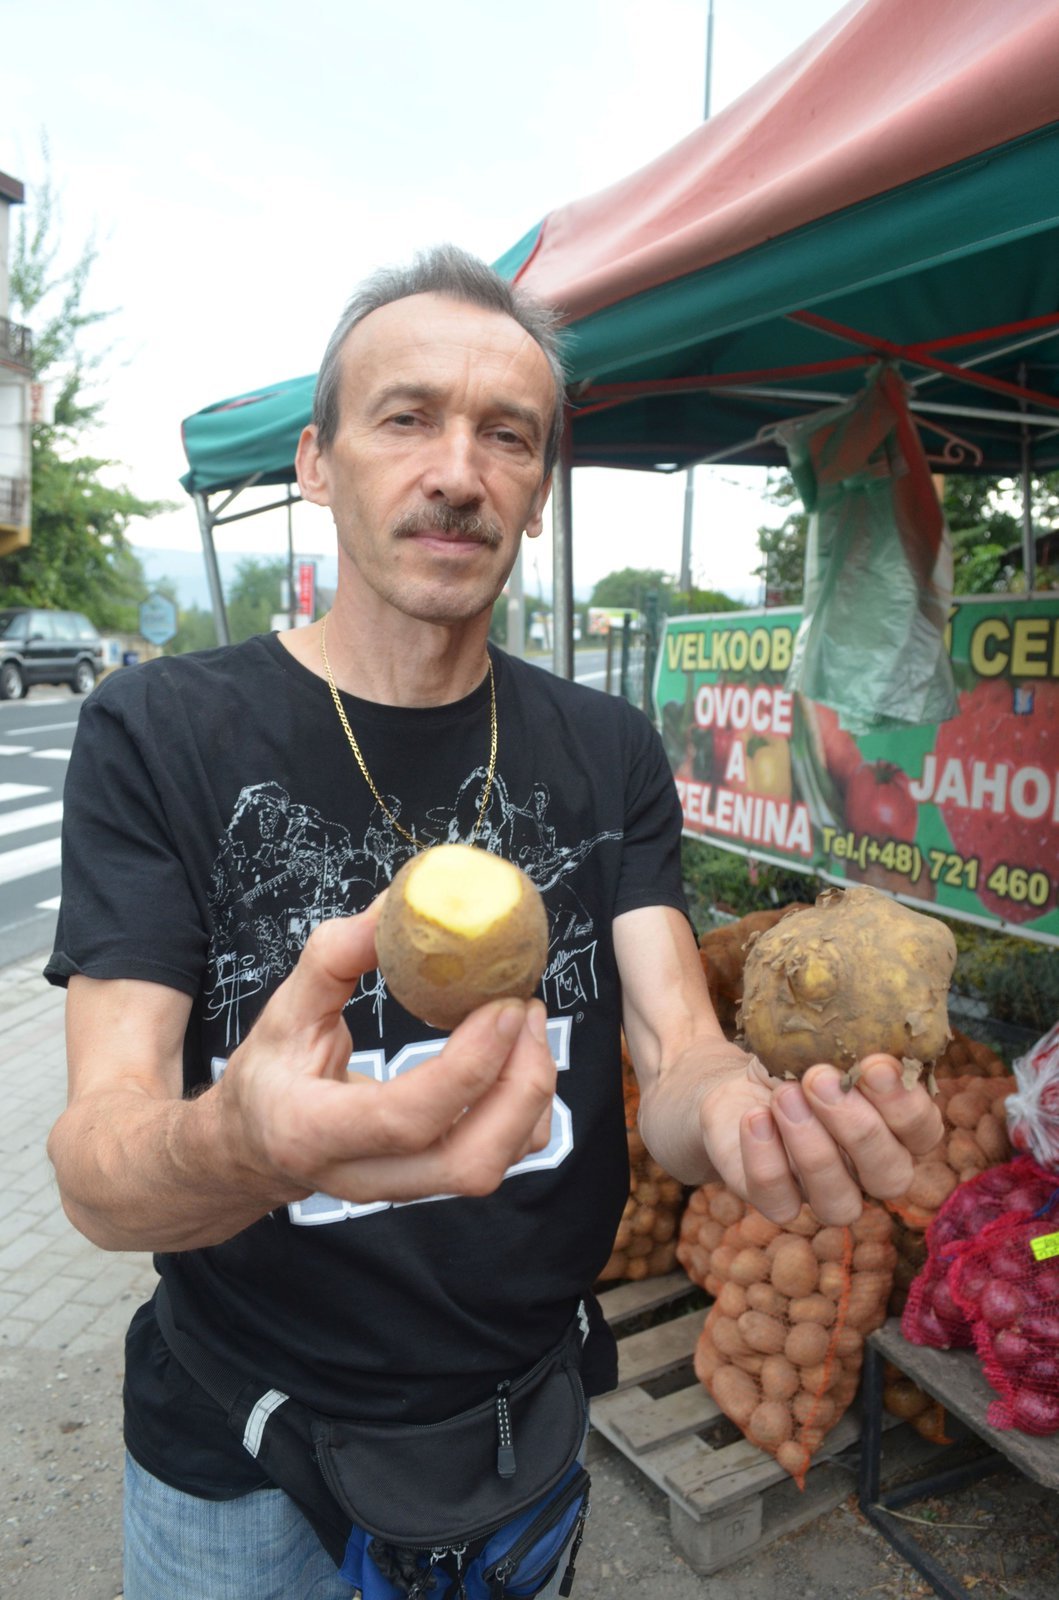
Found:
[392,507,504,548]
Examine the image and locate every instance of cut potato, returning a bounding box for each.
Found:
[376,843,548,1030]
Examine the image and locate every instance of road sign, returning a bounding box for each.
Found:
[297,560,316,621]
[139,591,178,646]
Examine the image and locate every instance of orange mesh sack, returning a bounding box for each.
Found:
[933,1027,1010,1081]
[886,1073,1014,1313]
[697,905,810,1041]
[880,1363,954,1446]
[597,1049,686,1284]
[688,1184,896,1486]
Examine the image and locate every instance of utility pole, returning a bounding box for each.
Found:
[679,0,715,594]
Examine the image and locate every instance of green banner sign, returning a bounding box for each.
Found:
[654,597,1059,944]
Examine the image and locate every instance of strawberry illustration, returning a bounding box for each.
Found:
[931,678,1059,922]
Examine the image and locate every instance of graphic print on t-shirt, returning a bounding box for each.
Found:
[203,773,620,1048]
[210,1012,575,1225]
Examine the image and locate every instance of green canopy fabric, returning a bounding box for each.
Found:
[180,373,315,496]
[180,0,1059,495]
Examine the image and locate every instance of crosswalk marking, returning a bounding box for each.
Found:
[0,783,49,803]
[37,895,62,911]
[0,837,62,886]
[0,801,64,838]
[28,748,71,762]
[0,746,33,757]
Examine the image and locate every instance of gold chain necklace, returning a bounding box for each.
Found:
[320,614,498,851]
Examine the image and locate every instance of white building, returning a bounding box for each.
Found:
[0,170,32,556]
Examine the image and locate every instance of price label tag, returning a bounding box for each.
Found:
[1030,1230,1059,1261]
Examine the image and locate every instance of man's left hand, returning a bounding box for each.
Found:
[700,1052,943,1225]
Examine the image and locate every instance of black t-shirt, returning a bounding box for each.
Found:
[47,635,687,1497]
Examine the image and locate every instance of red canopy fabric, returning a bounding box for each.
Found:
[515,0,1059,319]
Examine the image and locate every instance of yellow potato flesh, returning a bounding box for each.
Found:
[376,843,549,1031]
[404,846,521,940]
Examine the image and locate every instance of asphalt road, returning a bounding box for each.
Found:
[0,686,80,971]
[0,648,614,972]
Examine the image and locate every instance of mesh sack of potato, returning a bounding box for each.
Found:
[687,1183,897,1487]
[885,1074,1015,1314]
[675,1181,736,1295]
[901,1154,1057,1350]
[697,904,810,1040]
[934,1026,1009,1081]
[597,1047,686,1284]
[880,1363,954,1446]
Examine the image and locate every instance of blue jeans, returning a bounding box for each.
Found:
[124,1453,578,1599]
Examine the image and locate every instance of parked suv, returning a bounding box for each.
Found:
[0,607,105,699]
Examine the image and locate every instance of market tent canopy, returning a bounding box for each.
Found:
[179,0,1059,645]
[181,374,316,496]
[498,0,1059,477]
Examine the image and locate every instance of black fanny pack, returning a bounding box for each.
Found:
[154,1282,591,1599]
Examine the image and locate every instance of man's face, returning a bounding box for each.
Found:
[297,293,555,627]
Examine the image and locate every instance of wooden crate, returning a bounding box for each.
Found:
[592,1273,903,1575]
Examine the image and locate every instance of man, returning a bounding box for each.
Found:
[46,246,941,1599]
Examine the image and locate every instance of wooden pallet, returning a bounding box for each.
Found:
[592,1273,908,1576]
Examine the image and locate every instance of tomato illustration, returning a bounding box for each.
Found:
[710,725,742,787]
[812,701,862,792]
[844,760,918,841]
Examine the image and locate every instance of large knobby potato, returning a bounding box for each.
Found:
[376,843,549,1030]
[737,885,956,1086]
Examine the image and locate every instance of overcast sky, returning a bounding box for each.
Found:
[1,0,846,606]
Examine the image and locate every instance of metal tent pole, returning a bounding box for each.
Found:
[506,545,526,657]
[551,417,575,680]
[678,0,716,598]
[679,469,694,592]
[193,491,230,646]
[287,493,296,628]
[1020,364,1037,592]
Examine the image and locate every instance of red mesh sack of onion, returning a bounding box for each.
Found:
[1007,1021,1059,1173]
[949,1180,1059,1435]
[900,1156,1056,1351]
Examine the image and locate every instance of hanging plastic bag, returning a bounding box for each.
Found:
[779,363,957,734]
[1007,1021,1059,1174]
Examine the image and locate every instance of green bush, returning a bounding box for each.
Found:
[680,838,816,936]
[947,924,1059,1036]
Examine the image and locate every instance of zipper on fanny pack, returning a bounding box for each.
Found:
[484,1466,590,1594]
[495,1381,516,1479]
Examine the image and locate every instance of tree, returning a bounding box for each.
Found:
[590,567,675,612]
[225,557,287,643]
[669,586,743,614]
[752,472,807,605]
[164,600,217,657]
[0,157,169,627]
[751,467,1059,601]
[940,473,1019,595]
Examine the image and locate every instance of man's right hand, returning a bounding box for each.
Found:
[222,908,557,1205]
[50,906,556,1253]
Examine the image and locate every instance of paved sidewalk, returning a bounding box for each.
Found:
[1,950,156,1596]
[0,953,157,1356]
